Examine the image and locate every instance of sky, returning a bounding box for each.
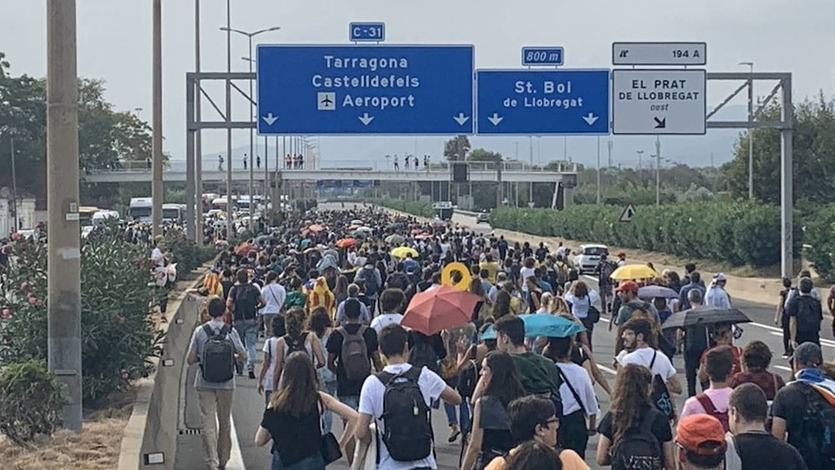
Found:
[1,0,833,168]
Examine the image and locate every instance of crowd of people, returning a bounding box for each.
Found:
[185,204,835,470]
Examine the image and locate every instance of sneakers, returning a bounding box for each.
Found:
[248,368,256,380]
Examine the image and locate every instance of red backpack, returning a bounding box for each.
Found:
[695,394,730,432]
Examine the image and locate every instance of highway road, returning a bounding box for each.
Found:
[174,207,835,470]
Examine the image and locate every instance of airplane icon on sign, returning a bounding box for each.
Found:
[317,92,336,111]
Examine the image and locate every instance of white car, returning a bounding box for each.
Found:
[574,244,609,275]
[476,211,490,224]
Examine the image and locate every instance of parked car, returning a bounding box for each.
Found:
[476,211,490,224]
[574,244,609,274]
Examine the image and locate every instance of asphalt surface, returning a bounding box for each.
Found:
[173,207,835,469]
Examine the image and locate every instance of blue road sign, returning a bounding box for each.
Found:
[257,45,474,135]
[349,22,385,42]
[522,47,564,66]
[476,69,610,135]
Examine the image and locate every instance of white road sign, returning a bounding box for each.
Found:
[612,69,706,135]
[612,42,706,66]
[619,204,636,222]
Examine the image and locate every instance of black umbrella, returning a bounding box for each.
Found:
[661,308,751,330]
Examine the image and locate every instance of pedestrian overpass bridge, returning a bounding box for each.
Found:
[82,161,578,184]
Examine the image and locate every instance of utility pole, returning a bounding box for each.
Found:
[636,150,644,171]
[194,0,203,243]
[47,0,82,431]
[10,137,17,231]
[740,61,755,200]
[528,136,534,207]
[596,136,601,205]
[607,139,613,168]
[151,0,163,237]
[655,137,661,206]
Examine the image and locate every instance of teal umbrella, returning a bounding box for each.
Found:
[480,324,497,341]
[519,314,585,338]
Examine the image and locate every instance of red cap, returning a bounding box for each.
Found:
[676,415,727,456]
[615,280,639,293]
[617,252,626,258]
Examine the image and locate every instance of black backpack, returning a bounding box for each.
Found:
[376,367,433,462]
[649,351,676,421]
[200,324,236,383]
[456,360,478,398]
[796,296,823,334]
[611,411,663,470]
[409,341,439,375]
[233,284,259,321]
[797,382,835,468]
[284,332,309,358]
[360,267,380,297]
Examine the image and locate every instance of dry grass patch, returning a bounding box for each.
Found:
[0,391,134,470]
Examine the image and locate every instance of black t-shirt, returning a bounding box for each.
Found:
[407,331,448,361]
[261,404,321,465]
[325,324,378,397]
[598,406,673,446]
[734,432,808,470]
[772,381,830,469]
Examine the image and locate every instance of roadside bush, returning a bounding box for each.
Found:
[0,360,65,446]
[0,228,160,405]
[373,198,434,218]
[805,204,835,281]
[164,229,216,273]
[491,202,788,268]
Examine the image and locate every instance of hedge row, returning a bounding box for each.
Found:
[491,202,787,268]
[804,204,835,281]
[374,198,434,218]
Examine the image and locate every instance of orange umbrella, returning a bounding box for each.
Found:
[336,238,357,249]
[308,224,325,233]
[235,243,255,256]
[401,286,480,335]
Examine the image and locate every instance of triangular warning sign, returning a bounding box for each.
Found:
[620,204,636,222]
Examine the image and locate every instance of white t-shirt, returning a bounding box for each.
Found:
[260,283,286,315]
[151,247,164,266]
[358,363,447,470]
[519,266,536,290]
[555,362,600,417]
[618,347,677,381]
[370,313,403,335]
[261,337,279,391]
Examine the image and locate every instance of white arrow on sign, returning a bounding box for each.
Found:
[582,113,599,126]
[358,113,375,126]
[487,113,503,126]
[262,113,279,125]
[453,113,470,126]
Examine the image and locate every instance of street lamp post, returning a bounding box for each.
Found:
[220,25,281,232]
[596,136,601,205]
[10,136,17,231]
[655,137,661,206]
[194,0,203,243]
[739,61,755,200]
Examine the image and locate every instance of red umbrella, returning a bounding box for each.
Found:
[308,224,325,233]
[336,238,357,249]
[235,243,255,256]
[401,286,480,335]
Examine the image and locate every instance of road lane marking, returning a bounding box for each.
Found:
[227,415,246,470]
[768,331,835,348]
[774,365,792,372]
[597,363,617,375]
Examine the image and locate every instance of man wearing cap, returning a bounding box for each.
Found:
[772,342,835,470]
[613,281,659,327]
[676,415,727,470]
[705,273,732,309]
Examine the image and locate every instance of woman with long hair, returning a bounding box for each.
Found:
[272,308,325,390]
[255,352,358,469]
[470,277,491,324]
[332,274,349,305]
[308,307,338,432]
[596,364,675,469]
[564,280,600,348]
[525,276,543,313]
[462,351,528,470]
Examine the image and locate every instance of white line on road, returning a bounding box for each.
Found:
[597,363,617,375]
[227,415,246,470]
[774,365,793,372]
[768,331,835,348]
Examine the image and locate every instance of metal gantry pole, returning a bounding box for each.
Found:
[596,136,601,205]
[247,35,254,232]
[780,76,794,278]
[655,136,661,206]
[151,0,163,236]
[10,137,17,231]
[528,136,534,206]
[225,0,233,241]
[185,76,197,241]
[46,0,82,431]
[194,0,203,243]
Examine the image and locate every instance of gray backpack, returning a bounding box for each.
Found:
[200,324,235,383]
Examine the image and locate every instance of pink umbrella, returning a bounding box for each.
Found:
[401,286,480,335]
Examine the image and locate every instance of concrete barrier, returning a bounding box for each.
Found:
[118,291,203,470]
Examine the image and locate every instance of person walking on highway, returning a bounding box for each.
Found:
[613,281,659,327]
[787,277,823,348]
[775,277,794,357]
[595,253,616,316]
[564,280,600,349]
[706,273,732,308]
[187,297,246,470]
[226,269,265,379]
[683,289,710,397]
[260,271,286,338]
[674,415,727,470]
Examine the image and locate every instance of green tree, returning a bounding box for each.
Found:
[720,94,835,204]
[467,148,502,163]
[443,135,471,161]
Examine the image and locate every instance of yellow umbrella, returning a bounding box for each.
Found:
[611,264,658,281]
[391,246,418,258]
